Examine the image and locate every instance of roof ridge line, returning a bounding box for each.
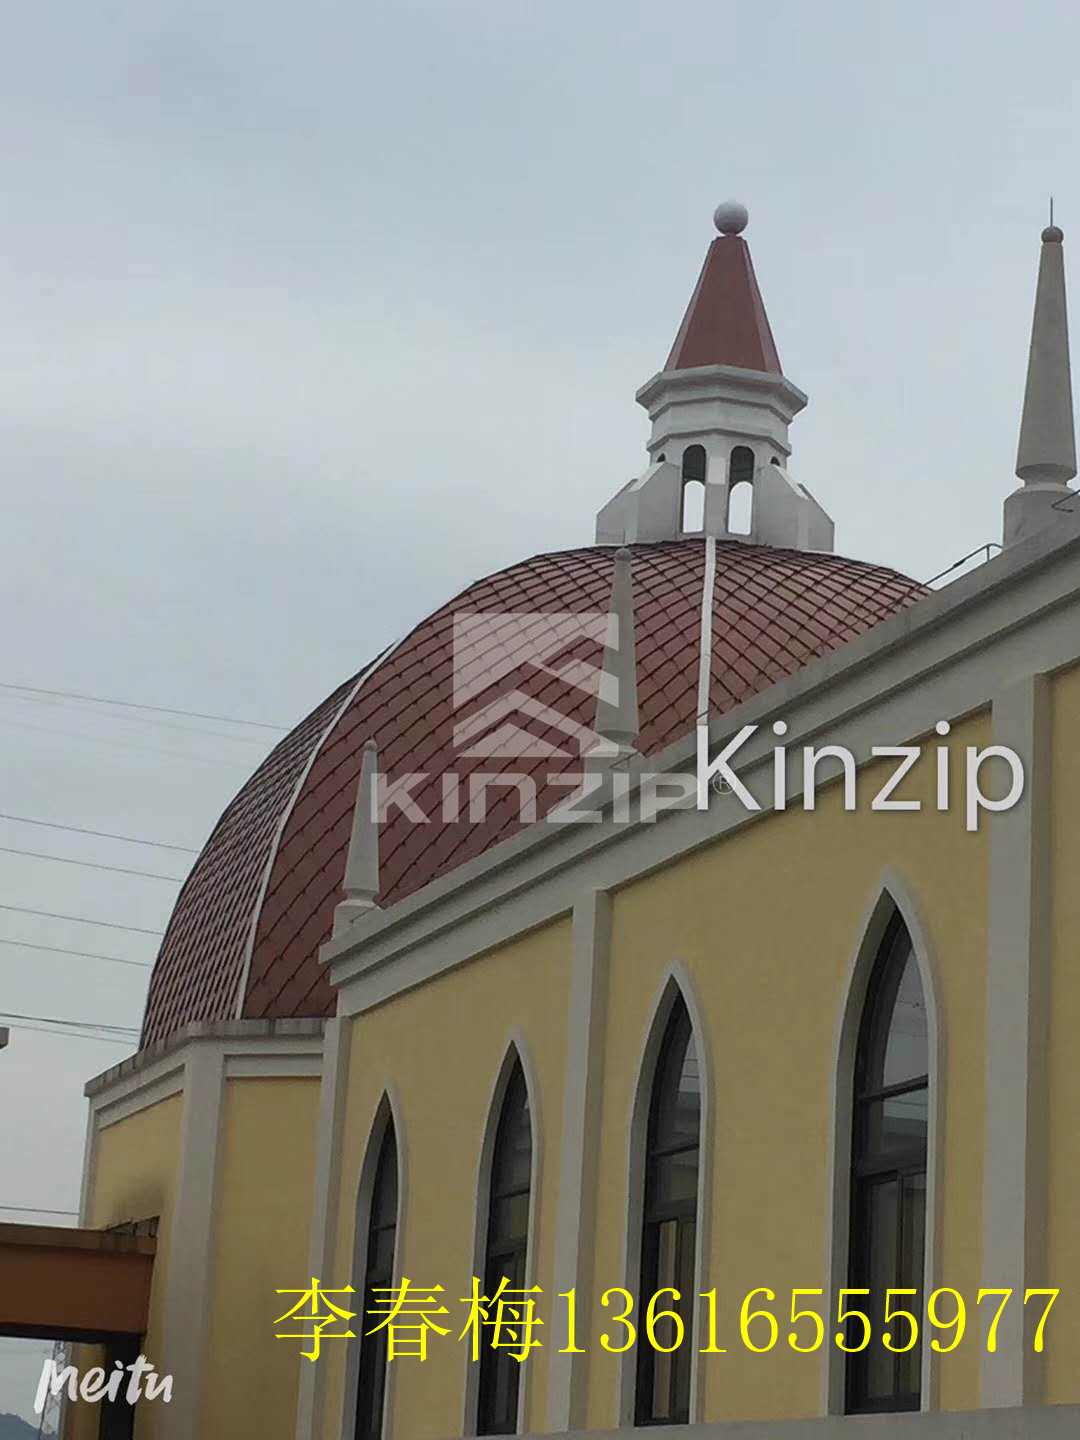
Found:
[230,638,407,1021]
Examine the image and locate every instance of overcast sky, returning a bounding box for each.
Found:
[1,0,1078,1421]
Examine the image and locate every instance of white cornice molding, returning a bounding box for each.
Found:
[321,512,1080,1015]
[636,363,808,417]
[85,1018,326,1114]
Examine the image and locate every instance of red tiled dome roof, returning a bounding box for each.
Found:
[141,541,927,1046]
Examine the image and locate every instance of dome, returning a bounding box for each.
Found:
[141,541,927,1047]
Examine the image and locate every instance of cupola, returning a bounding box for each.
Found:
[596,201,834,552]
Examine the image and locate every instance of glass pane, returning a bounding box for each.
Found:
[357,1123,397,1440]
[860,1087,928,1161]
[478,1344,519,1435]
[652,1344,673,1421]
[479,1248,525,1433]
[484,1246,525,1299]
[673,1219,695,1418]
[898,1173,926,1397]
[371,1128,398,1227]
[652,1011,700,1151]
[651,1220,681,1355]
[355,1318,389,1440]
[863,1179,898,1400]
[368,1224,396,1282]
[650,1147,700,1207]
[638,1217,693,1424]
[490,1190,530,1247]
[883,952,928,1088]
[492,1069,532,1196]
[655,1218,678,1293]
[859,924,928,1096]
[676,1217,696,1307]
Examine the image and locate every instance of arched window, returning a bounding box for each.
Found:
[847,914,928,1413]
[681,445,706,532]
[478,1060,532,1435]
[354,1119,398,1440]
[635,996,700,1425]
[729,445,754,486]
[727,446,755,534]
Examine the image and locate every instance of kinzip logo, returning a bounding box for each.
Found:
[451,611,614,759]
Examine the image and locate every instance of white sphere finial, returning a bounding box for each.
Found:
[713,199,749,236]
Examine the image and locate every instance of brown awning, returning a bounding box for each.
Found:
[0,1222,155,1341]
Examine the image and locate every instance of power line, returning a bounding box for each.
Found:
[0,937,152,970]
[0,713,259,769]
[0,845,182,883]
[0,904,163,936]
[9,1022,136,1045]
[0,680,288,731]
[1,690,281,745]
[0,1010,138,1035]
[0,813,198,854]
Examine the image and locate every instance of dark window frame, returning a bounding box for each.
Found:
[477,1060,533,1436]
[845,913,928,1415]
[634,996,700,1427]
[680,445,707,532]
[726,445,755,532]
[353,1119,398,1440]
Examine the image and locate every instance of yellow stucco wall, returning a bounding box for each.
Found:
[1045,661,1080,1401]
[319,919,572,1440]
[67,1092,183,1440]
[586,713,989,1425]
[201,1075,321,1437]
[67,1072,319,1440]
[317,715,991,1436]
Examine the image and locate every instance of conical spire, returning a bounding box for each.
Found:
[334,738,380,932]
[592,547,639,758]
[1016,223,1076,482]
[665,201,782,374]
[1004,221,1077,546]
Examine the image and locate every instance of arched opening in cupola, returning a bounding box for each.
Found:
[727,445,755,535]
[680,445,707,533]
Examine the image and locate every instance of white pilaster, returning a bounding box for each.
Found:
[981,673,1051,1405]
[546,890,612,1431]
[296,1016,353,1440]
[160,1043,226,1440]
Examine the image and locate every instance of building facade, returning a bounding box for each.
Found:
[64,204,1080,1440]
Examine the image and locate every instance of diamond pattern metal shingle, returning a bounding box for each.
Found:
[141,541,927,1047]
